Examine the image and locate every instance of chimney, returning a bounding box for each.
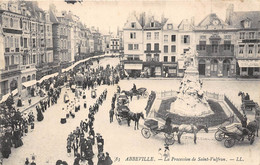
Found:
[226,4,234,25]
[190,16,195,26]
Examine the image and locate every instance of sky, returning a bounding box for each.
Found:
[35,0,260,34]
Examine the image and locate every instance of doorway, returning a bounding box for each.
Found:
[248,68,253,76]
[198,60,206,75]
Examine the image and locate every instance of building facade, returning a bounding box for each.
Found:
[194,13,237,77]
[226,5,260,77]
[110,37,120,54]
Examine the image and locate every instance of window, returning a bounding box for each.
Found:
[134,44,139,50]
[224,40,231,50]
[154,32,159,40]
[171,45,176,52]
[240,32,245,39]
[32,38,36,48]
[255,68,259,72]
[128,44,133,50]
[127,55,133,61]
[14,37,19,48]
[130,32,136,39]
[164,35,168,42]
[5,56,9,66]
[239,45,244,54]
[131,22,136,28]
[5,36,9,48]
[164,45,168,53]
[11,55,14,65]
[258,32,260,38]
[200,35,206,40]
[147,32,151,40]
[171,35,176,42]
[258,45,260,54]
[171,56,176,62]
[3,17,8,27]
[9,36,13,48]
[151,22,154,27]
[10,18,13,27]
[22,55,26,65]
[198,41,206,51]
[224,35,231,40]
[20,37,23,47]
[167,24,173,30]
[248,45,254,54]
[249,32,255,39]
[146,43,151,51]
[146,54,151,61]
[154,43,159,51]
[182,35,190,44]
[242,68,247,72]
[154,54,159,62]
[211,40,218,53]
[164,56,168,62]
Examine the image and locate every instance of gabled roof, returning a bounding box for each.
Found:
[197,13,227,27]
[144,16,162,30]
[230,11,260,29]
[178,19,194,30]
[162,18,178,30]
[123,14,142,30]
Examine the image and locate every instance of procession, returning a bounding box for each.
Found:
[1,0,260,165]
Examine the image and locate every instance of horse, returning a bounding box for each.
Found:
[121,90,134,100]
[127,112,144,130]
[238,91,245,102]
[177,124,208,144]
[247,120,259,137]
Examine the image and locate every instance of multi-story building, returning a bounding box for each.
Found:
[0,1,24,97]
[103,34,111,54]
[194,13,237,77]
[123,14,144,77]
[143,16,163,77]
[161,18,178,77]
[225,5,260,77]
[110,37,120,54]
[50,8,72,70]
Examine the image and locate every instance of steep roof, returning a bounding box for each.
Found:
[49,9,59,23]
[230,11,260,29]
[144,16,162,30]
[197,13,227,27]
[123,14,142,30]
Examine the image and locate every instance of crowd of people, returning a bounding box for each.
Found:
[64,89,112,165]
[0,57,125,164]
[0,78,63,159]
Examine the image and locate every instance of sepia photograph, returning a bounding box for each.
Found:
[0,0,260,164]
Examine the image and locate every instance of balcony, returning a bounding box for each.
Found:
[20,64,36,70]
[197,45,234,57]
[5,48,10,52]
[5,64,19,71]
[144,50,161,53]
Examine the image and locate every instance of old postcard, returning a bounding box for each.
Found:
[0,0,260,165]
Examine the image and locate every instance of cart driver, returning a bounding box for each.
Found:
[158,116,172,133]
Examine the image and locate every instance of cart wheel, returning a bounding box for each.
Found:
[224,137,235,148]
[165,137,175,145]
[250,135,255,145]
[117,119,122,125]
[144,91,149,98]
[141,128,151,139]
[215,130,225,141]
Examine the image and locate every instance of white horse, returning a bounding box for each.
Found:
[177,124,208,144]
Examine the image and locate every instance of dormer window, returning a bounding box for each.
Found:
[167,24,173,30]
[242,19,251,28]
[131,22,136,28]
[151,22,154,27]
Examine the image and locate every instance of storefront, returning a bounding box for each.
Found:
[124,63,143,78]
[237,60,260,77]
[162,63,177,77]
[143,61,162,77]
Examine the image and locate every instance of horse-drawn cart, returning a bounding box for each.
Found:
[115,105,130,125]
[141,119,175,145]
[215,123,256,148]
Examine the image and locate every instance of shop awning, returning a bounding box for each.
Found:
[237,60,260,68]
[22,80,37,88]
[124,64,143,70]
[178,61,185,69]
